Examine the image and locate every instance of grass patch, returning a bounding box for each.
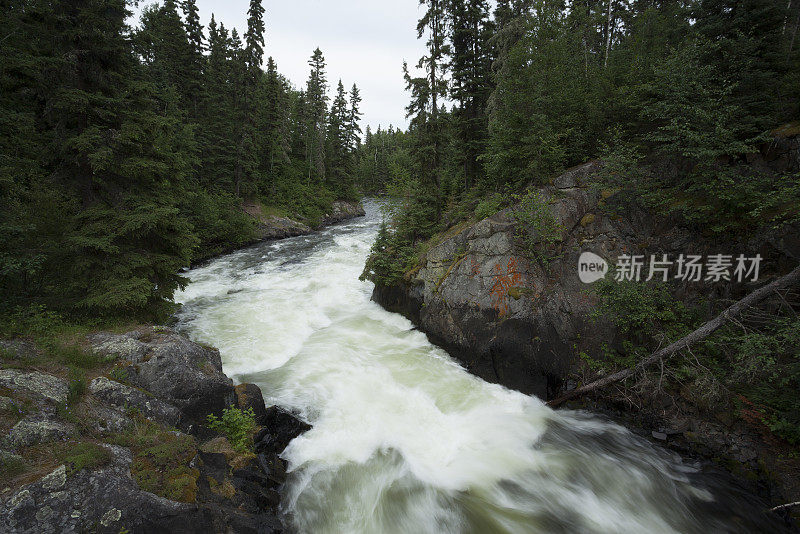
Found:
[0,453,27,484]
[110,418,199,503]
[107,366,128,383]
[59,442,112,476]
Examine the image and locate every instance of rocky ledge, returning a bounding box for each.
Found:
[0,327,310,533]
[248,200,365,241]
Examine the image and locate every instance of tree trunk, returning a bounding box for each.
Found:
[547,265,800,408]
[604,0,614,68]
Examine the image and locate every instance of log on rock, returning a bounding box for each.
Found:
[547,265,800,408]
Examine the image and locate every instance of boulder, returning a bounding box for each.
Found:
[255,406,311,455]
[89,377,181,427]
[234,383,268,425]
[319,200,366,226]
[87,327,235,431]
[5,417,74,449]
[0,371,67,404]
[90,404,133,435]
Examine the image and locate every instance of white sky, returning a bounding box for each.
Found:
[132,0,428,131]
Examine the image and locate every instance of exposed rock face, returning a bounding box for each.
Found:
[319,200,366,227]
[89,377,181,427]
[373,161,790,398]
[4,418,74,449]
[235,383,269,425]
[0,370,68,404]
[244,199,365,241]
[88,328,235,431]
[0,446,275,534]
[256,215,312,240]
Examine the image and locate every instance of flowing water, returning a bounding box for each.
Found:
[175,201,784,534]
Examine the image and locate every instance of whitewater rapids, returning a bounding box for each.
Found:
[175,200,783,534]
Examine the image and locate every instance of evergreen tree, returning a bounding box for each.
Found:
[262,57,292,197]
[347,83,363,153]
[45,0,196,316]
[305,48,329,182]
[448,0,494,190]
[181,0,205,117]
[326,80,350,192]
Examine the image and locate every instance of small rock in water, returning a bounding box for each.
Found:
[652,431,668,441]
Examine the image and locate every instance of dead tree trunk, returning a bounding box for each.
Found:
[547,265,800,408]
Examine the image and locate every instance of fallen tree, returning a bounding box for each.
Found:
[547,265,800,408]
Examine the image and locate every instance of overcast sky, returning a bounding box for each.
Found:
[132,0,428,131]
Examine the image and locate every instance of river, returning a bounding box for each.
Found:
[174,200,784,534]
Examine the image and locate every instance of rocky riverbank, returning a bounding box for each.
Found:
[371,160,800,524]
[0,327,309,533]
[246,200,366,241]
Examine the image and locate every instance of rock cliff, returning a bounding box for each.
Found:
[373,161,797,399]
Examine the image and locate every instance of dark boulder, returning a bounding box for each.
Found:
[88,328,235,431]
[235,383,269,425]
[255,406,312,455]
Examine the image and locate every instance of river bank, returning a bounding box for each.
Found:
[0,325,310,533]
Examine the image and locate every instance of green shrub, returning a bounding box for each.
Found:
[66,368,86,405]
[206,406,257,452]
[107,367,128,383]
[474,193,505,220]
[510,188,563,264]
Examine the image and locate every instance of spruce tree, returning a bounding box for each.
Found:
[305,48,329,182]
[448,0,493,190]
[347,84,363,153]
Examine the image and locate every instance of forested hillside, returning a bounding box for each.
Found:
[358,0,800,463]
[359,0,800,278]
[1,0,363,320]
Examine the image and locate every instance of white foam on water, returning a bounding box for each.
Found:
[175,201,777,534]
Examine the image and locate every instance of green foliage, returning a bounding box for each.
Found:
[588,279,698,372]
[510,188,563,265]
[111,418,199,502]
[59,442,112,476]
[590,277,800,444]
[206,406,257,452]
[108,367,129,383]
[709,317,800,444]
[66,368,87,406]
[360,223,416,286]
[0,1,363,323]
[474,193,505,220]
[0,454,26,484]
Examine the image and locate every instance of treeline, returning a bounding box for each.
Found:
[0,0,362,320]
[361,0,800,275]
